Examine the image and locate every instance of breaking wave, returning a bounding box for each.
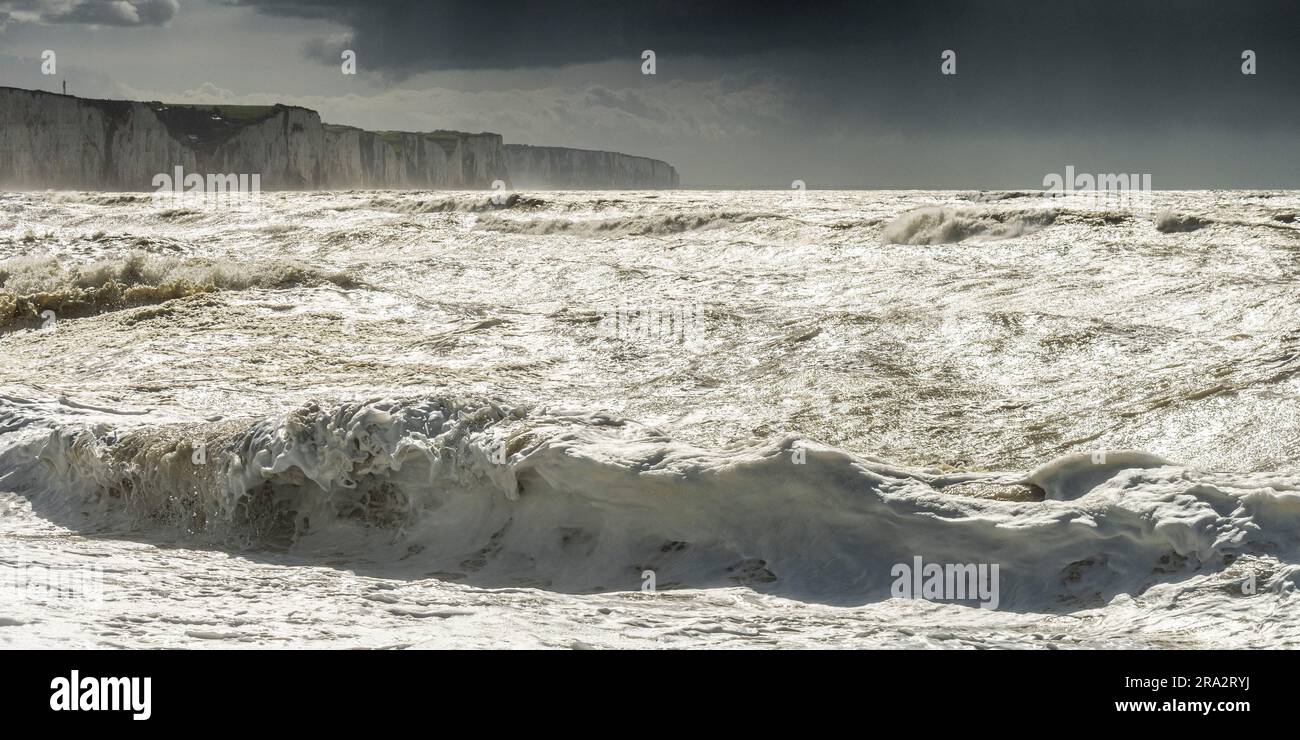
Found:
[958,191,1040,203]
[347,193,548,213]
[476,210,771,236]
[0,251,357,328]
[882,207,1057,244]
[48,193,155,206]
[1154,210,1212,233]
[2,395,1297,608]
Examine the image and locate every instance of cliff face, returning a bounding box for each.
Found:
[505,144,679,189]
[0,89,193,190]
[321,126,508,189]
[0,87,678,191]
[0,87,508,191]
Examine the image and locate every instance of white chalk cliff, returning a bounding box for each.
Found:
[505,144,679,189]
[0,87,678,191]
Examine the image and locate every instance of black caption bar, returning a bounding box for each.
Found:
[0,649,1282,728]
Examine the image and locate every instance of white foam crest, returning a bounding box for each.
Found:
[3,396,1298,607]
[882,206,1057,244]
[475,210,772,236]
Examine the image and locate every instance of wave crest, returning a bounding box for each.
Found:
[882,207,1057,244]
[0,251,357,328]
[1154,210,1212,233]
[476,210,770,236]
[3,395,1297,606]
[348,193,547,214]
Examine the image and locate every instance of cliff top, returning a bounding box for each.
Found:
[150,103,304,153]
[505,142,673,166]
[324,122,501,139]
[0,87,316,153]
[0,86,315,115]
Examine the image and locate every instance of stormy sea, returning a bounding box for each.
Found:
[2,188,1298,648]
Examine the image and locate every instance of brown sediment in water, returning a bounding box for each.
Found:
[0,252,358,330]
[0,280,219,329]
[942,480,1046,502]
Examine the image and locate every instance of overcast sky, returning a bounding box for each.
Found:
[1,0,1298,187]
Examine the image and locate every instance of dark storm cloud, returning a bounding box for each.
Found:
[233,0,1299,79]
[232,0,1300,133]
[234,0,873,71]
[12,0,1293,186]
[0,0,178,26]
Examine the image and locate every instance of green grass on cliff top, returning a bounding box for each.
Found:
[163,104,276,120]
